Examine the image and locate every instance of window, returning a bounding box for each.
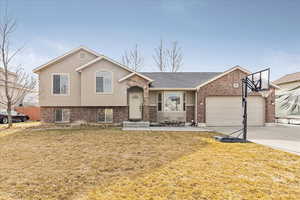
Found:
[53,74,69,95]
[96,71,112,93]
[183,92,186,111]
[97,108,113,123]
[157,92,162,111]
[55,109,70,122]
[164,92,183,112]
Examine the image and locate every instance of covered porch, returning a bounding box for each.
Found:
[148,90,196,125]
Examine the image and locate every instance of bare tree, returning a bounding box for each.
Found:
[153,39,167,72]
[167,41,183,72]
[122,44,144,71]
[0,8,36,128]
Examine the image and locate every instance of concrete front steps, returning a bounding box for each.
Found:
[123,121,150,128]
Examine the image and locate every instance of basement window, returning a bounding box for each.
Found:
[55,109,70,122]
[97,108,113,123]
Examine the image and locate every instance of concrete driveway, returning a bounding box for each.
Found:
[210,125,300,155]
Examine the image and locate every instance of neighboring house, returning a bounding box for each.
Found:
[274,72,300,91]
[274,72,300,120]
[33,46,276,126]
[0,68,25,110]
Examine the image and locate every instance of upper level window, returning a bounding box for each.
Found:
[52,74,69,95]
[96,71,112,93]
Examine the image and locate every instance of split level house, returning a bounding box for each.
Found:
[33,46,277,126]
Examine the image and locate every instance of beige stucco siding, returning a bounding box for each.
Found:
[38,50,97,106]
[80,59,131,106]
[0,85,27,110]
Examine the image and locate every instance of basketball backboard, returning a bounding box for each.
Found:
[246,68,270,92]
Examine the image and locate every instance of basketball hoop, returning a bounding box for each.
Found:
[215,68,271,143]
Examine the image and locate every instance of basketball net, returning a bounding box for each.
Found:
[259,90,272,98]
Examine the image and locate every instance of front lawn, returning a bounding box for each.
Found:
[0,126,299,200]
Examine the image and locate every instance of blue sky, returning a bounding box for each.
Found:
[2,0,300,80]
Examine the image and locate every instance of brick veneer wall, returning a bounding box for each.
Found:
[40,106,128,124]
[265,88,275,123]
[149,106,157,122]
[197,68,275,124]
[186,106,195,123]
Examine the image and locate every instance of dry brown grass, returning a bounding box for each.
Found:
[0,127,208,200]
[0,121,41,137]
[88,137,300,200]
[0,125,299,200]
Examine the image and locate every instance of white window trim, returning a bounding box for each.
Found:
[54,108,70,123]
[163,91,184,112]
[95,71,113,95]
[51,73,70,96]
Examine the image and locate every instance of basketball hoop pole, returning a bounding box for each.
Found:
[242,78,248,141]
[241,68,270,141]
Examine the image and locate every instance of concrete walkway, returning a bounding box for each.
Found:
[123,126,211,132]
[210,125,300,155]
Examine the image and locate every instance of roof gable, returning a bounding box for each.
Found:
[119,72,154,83]
[76,56,153,82]
[196,66,279,89]
[33,46,101,73]
[196,66,250,89]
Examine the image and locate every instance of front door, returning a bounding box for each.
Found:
[129,92,143,120]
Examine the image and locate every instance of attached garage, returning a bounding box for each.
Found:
[206,96,265,126]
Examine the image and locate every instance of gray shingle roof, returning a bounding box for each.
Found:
[141,72,222,88]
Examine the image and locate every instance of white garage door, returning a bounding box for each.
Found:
[206,96,265,126]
